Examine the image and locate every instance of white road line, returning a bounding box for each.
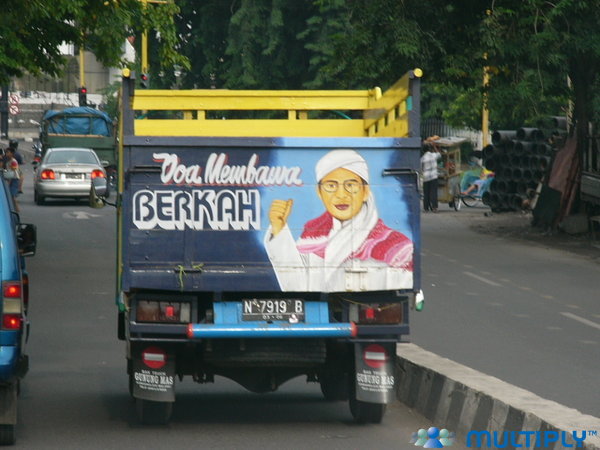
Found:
[463,271,502,287]
[561,312,600,331]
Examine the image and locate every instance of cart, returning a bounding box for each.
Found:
[430,137,465,210]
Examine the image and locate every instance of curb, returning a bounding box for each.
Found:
[396,344,600,449]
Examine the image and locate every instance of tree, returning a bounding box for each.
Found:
[0,0,188,86]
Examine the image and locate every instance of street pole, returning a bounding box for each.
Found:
[482,57,490,147]
[141,0,148,74]
[0,86,8,139]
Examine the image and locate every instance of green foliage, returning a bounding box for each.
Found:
[0,0,188,85]
[7,0,600,141]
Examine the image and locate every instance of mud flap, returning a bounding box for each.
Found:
[131,346,175,402]
[354,342,396,404]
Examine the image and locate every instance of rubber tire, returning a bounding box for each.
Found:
[34,191,45,205]
[462,195,478,207]
[136,398,173,425]
[319,371,349,402]
[453,195,462,211]
[0,425,16,446]
[348,379,386,424]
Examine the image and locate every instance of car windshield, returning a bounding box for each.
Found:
[46,150,97,165]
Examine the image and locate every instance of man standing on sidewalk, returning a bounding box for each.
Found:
[420,140,441,212]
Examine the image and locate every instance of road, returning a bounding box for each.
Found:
[14,158,468,449]
[412,204,600,419]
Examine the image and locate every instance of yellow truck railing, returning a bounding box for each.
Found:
[124,69,422,138]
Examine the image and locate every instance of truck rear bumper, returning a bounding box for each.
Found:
[187,322,356,339]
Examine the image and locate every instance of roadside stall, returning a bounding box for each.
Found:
[430,136,465,211]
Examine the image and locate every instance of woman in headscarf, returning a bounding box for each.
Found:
[264,149,413,292]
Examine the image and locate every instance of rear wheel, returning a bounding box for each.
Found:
[135,398,173,425]
[462,194,478,207]
[453,194,462,211]
[349,381,386,424]
[0,382,17,445]
[34,191,44,205]
[0,425,16,445]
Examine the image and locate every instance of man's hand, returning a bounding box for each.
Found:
[269,199,293,237]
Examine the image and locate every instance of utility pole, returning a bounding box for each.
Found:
[79,45,87,105]
[139,0,169,88]
[482,56,490,147]
[0,86,8,139]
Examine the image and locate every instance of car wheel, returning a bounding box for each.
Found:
[0,425,16,445]
[136,398,173,425]
[34,191,44,205]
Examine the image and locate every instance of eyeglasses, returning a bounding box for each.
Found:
[319,179,365,194]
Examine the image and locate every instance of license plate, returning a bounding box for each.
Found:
[242,299,304,322]
[64,173,83,180]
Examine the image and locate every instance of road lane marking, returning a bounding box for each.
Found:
[561,312,600,331]
[463,271,502,287]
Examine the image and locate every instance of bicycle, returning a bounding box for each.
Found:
[458,169,493,208]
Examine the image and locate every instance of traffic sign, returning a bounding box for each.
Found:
[363,343,388,369]
[9,94,19,105]
[142,346,167,369]
[9,104,19,115]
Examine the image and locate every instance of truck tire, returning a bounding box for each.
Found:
[349,396,386,424]
[0,425,16,445]
[348,378,386,424]
[136,398,173,425]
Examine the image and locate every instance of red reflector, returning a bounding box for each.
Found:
[41,169,55,180]
[365,308,375,320]
[91,170,105,179]
[165,305,175,318]
[3,282,21,298]
[2,314,22,330]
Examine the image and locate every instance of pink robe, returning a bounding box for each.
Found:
[296,212,413,270]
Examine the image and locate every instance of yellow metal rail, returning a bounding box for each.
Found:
[128,69,421,138]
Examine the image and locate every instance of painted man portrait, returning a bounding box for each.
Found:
[264,149,413,292]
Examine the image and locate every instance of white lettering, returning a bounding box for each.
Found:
[133,189,261,231]
[153,152,303,187]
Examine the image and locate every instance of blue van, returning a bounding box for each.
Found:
[0,177,36,445]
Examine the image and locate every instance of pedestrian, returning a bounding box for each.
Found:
[420,140,441,212]
[8,140,24,193]
[2,147,20,212]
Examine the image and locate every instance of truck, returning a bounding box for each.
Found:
[40,106,117,184]
[91,69,424,425]
[0,178,36,445]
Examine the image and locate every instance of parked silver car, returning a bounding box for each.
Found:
[34,147,108,205]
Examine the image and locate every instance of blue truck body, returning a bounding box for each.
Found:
[0,177,36,444]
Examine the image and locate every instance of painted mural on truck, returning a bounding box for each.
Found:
[126,145,418,293]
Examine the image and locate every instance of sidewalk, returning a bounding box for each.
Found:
[438,202,600,265]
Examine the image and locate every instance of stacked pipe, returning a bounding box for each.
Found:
[481,120,565,212]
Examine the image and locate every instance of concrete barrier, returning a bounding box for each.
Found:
[396,344,600,449]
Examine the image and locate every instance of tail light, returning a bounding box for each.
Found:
[2,314,22,330]
[136,300,191,323]
[357,303,403,325]
[41,169,55,180]
[2,281,23,330]
[91,170,105,179]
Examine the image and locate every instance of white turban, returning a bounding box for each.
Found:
[315,149,370,183]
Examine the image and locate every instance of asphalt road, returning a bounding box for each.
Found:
[13,157,468,449]
[412,204,600,419]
